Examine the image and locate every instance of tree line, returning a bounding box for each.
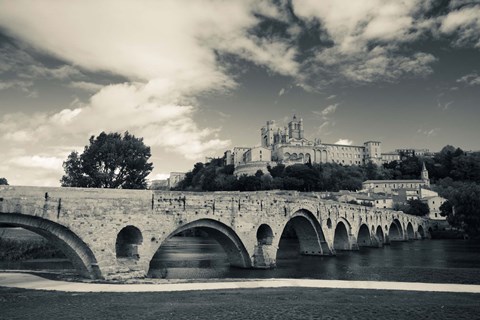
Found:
[175,146,480,192]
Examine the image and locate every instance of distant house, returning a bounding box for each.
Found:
[362,162,430,194]
[420,189,447,220]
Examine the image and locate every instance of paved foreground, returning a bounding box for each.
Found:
[1,272,480,293]
[1,285,479,320]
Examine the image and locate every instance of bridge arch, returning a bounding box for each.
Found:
[388,219,404,241]
[150,219,251,269]
[334,219,351,251]
[418,225,425,239]
[0,213,101,279]
[277,209,331,258]
[116,225,143,260]
[357,224,372,247]
[257,224,273,245]
[406,222,415,240]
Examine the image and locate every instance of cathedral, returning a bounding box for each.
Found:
[225,115,395,176]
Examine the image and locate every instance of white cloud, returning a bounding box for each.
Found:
[417,128,439,137]
[12,155,64,171]
[2,1,479,186]
[326,95,336,100]
[0,44,85,98]
[456,73,480,86]
[316,121,331,135]
[335,138,353,145]
[68,81,104,92]
[440,5,480,48]
[313,103,338,120]
[292,0,438,86]
[0,80,33,91]
[313,104,339,136]
[30,65,81,80]
[0,82,231,160]
[437,100,454,111]
[0,1,295,91]
[0,0,300,185]
[278,88,285,96]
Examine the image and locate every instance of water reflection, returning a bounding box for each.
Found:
[2,235,480,284]
[147,236,480,284]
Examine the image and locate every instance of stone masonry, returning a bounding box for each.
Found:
[0,186,430,280]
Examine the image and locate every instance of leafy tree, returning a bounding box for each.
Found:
[268,164,285,178]
[405,199,430,216]
[284,164,319,191]
[0,178,8,185]
[61,131,153,189]
[393,199,429,216]
[237,175,262,191]
[439,201,453,217]
[255,170,264,178]
[435,179,480,236]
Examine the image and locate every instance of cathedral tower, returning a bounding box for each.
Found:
[288,114,304,140]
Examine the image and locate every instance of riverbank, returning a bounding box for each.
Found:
[1,284,479,320]
[2,272,480,293]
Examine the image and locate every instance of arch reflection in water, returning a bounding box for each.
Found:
[334,221,350,251]
[389,219,404,241]
[0,213,100,279]
[148,219,250,279]
[357,224,372,247]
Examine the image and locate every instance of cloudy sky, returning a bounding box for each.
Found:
[0,0,479,186]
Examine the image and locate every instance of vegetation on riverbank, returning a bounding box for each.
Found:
[0,237,65,261]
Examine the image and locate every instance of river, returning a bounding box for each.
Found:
[2,236,480,284]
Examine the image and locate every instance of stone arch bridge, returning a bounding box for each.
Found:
[0,186,431,280]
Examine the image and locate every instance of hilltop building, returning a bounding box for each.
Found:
[225,115,396,176]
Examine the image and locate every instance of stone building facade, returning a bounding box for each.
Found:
[225,115,396,176]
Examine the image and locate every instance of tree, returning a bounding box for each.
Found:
[393,200,429,216]
[0,178,8,185]
[268,164,285,178]
[405,199,430,216]
[61,131,153,189]
[435,179,480,236]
